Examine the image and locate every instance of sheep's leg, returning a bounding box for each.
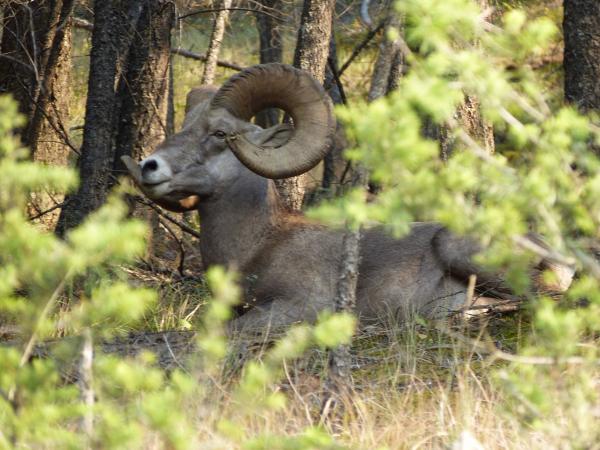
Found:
[433,228,574,297]
[227,296,329,338]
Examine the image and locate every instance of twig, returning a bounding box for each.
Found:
[171,47,243,71]
[8,271,71,402]
[327,57,347,105]
[163,333,190,374]
[28,199,67,221]
[158,217,186,276]
[72,16,93,31]
[178,7,284,22]
[78,328,94,438]
[134,196,201,239]
[513,235,576,268]
[337,21,385,78]
[0,53,37,72]
[73,17,242,72]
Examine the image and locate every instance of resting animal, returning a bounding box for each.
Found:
[122,63,573,333]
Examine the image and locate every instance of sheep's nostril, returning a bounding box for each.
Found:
[141,159,158,176]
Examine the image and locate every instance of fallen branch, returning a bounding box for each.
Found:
[5,330,199,372]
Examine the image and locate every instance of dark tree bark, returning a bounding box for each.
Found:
[112,1,174,175]
[56,0,133,234]
[277,0,334,211]
[563,0,600,112]
[321,26,348,194]
[0,0,75,229]
[368,2,403,102]
[57,0,173,235]
[254,0,283,128]
[167,55,175,136]
[112,1,175,259]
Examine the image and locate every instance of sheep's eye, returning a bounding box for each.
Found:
[213,130,227,139]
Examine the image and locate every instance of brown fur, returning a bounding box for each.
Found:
[128,78,574,335]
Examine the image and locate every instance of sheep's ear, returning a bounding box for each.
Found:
[185,86,218,114]
[248,123,294,148]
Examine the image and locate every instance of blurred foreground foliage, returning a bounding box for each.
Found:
[0,95,354,449]
[311,0,600,445]
[1,0,600,448]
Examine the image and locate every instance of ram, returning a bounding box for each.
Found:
[122,63,573,334]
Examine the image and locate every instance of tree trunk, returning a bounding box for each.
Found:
[112,1,174,175]
[563,0,600,112]
[453,0,494,157]
[455,95,494,155]
[254,0,283,128]
[112,1,175,260]
[277,0,334,211]
[367,2,403,102]
[322,26,347,194]
[201,0,232,85]
[56,0,133,234]
[435,0,495,159]
[0,0,74,229]
[56,0,174,236]
[326,227,360,397]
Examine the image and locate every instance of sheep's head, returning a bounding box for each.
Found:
[122,63,335,212]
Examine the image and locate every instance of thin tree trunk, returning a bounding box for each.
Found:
[366,3,404,192]
[437,0,494,159]
[321,26,348,194]
[77,328,94,438]
[0,0,75,229]
[324,167,368,418]
[293,0,335,83]
[167,54,175,136]
[201,0,232,85]
[112,0,175,259]
[112,1,174,175]
[326,229,361,393]
[455,95,494,155]
[368,2,403,102]
[277,0,334,211]
[563,0,600,112]
[461,0,494,155]
[254,0,283,128]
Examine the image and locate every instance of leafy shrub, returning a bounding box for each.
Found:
[0,98,355,448]
[311,0,600,445]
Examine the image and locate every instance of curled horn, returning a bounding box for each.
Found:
[209,63,336,179]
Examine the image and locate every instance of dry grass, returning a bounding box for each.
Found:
[127,267,600,449]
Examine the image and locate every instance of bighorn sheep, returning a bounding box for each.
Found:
[122,63,573,333]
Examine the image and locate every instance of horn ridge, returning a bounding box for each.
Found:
[210,63,336,179]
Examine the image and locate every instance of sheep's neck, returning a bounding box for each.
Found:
[197,171,281,271]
